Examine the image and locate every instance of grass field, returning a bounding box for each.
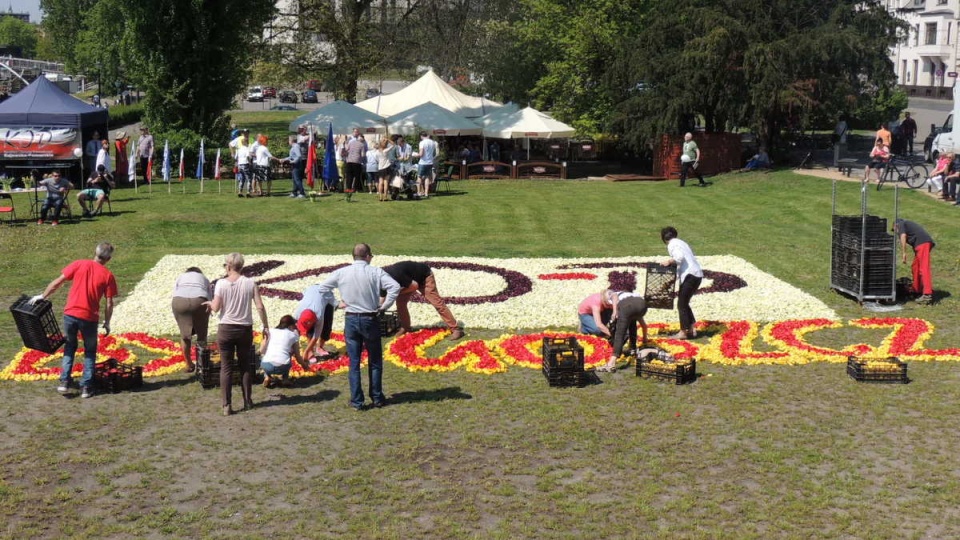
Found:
[1,170,959,539]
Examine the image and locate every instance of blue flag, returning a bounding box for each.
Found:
[195,138,205,179]
[322,123,339,190]
[162,140,171,182]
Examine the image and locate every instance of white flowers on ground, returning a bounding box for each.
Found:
[111,254,838,335]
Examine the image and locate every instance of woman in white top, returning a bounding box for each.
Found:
[205,252,269,416]
[254,135,279,196]
[258,315,308,388]
[661,226,704,340]
[95,139,112,175]
[171,267,212,373]
[375,138,394,201]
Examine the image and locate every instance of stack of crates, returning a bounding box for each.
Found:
[378,311,400,336]
[831,215,895,298]
[541,337,586,387]
[9,295,64,353]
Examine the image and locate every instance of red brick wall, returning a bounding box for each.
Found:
[654,133,742,178]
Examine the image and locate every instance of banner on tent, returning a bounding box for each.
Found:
[0,127,79,160]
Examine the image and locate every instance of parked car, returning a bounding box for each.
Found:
[246,86,263,102]
[270,105,297,111]
[302,89,318,103]
[262,87,277,99]
[278,90,298,103]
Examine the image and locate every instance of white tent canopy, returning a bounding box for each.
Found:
[386,102,483,136]
[288,100,386,134]
[475,102,520,128]
[481,107,575,139]
[356,70,502,119]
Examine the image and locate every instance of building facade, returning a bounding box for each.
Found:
[887,0,960,99]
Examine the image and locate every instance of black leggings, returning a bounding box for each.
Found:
[612,297,647,357]
[677,275,702,333]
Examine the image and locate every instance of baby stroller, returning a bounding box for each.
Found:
[389,168,419,200]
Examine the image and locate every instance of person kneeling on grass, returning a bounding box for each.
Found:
[577,289,616,338]
[259,315,309,388]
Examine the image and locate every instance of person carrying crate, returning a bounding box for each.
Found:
[31,242,118,399]
[661,226,703,340]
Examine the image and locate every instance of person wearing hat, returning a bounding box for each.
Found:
[137,127,154,182]
[894,219,935,304]
[114,131,129,184]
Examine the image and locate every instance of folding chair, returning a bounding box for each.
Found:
[435,165,455,193]
[0,193,16,224]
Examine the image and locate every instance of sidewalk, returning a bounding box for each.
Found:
[794,166,945,201]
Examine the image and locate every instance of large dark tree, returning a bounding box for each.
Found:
[609,0,906,150]
[40,0,98,69]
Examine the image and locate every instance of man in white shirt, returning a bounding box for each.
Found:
[416,131,437,198]
[661,226,704,340]
[229,130,253,197]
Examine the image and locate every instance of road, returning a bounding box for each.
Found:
[232,80,411,113]
[907,96,953,139]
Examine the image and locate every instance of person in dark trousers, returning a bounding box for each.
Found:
[678,132,706,187]
[661,226,703,339]
[893,219,935,304]
[382,261,463,340]
[900,112,918,155]
[597,292,648,372]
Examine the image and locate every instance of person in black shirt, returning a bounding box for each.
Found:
[382,261,463,340]
[893,219,935,304]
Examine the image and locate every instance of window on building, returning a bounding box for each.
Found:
[914,24,920,46]
[913,59,919,82]
[950,22,953,45]
[926,23,938,45]
[902,60,908,84]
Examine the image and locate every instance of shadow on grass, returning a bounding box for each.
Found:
[134,376,198,392]
[256,388,340,408]
[387,386,472,405]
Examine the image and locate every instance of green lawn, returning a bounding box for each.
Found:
[1,171,958,538]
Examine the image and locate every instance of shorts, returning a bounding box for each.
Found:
[868,161,887,170]
[81,188,104,199]
[418,164,434,178]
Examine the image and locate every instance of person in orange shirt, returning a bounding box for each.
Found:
[876,123,892,148]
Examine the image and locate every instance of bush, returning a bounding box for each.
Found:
[108,103,145,128]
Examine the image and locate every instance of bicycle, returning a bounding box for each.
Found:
[876,155,927,190]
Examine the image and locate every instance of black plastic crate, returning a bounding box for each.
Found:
[378,311,400,336]
[636,351,696,385]
[195,345,256,389]
[644,265,677,310]
[541,337,584,371]
[542,365,588,387]
[846,356,909,384]
[9,295,64,353]
[94,358,143,393]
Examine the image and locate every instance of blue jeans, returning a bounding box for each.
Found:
[61,315,99,388]
[344,313,384,408]
[291,163,305,196]
[579,311,611,336]
[262,362,290,378]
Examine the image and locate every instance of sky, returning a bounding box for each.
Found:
[2,0,41,23]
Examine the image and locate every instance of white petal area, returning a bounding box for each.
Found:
[112,254,838,334]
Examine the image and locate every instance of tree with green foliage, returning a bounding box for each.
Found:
[609,0,905,151]
[280,0,422,102]
[0,16,39,58]
[40,0,98,69]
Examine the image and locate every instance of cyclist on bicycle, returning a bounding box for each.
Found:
[863,138,890,184]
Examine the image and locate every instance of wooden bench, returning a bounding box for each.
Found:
[836,158,860,177]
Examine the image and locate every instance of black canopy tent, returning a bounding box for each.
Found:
[0,77,109,183]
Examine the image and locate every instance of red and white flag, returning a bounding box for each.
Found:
[178,148,185,181]
[306,128,316,189]
[214,148,221,180]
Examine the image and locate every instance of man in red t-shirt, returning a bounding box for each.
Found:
[32,242,118,398]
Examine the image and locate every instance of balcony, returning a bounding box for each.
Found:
[900,84,953,99]
[915,43,954,58]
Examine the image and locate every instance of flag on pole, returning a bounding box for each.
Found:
[179,148,185,181]
[128,143,137,191]
[162,141,171,182]
[322,123,339,191]
[196,138,205,179]
[214,148,221,193]
[306,127,316,189]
